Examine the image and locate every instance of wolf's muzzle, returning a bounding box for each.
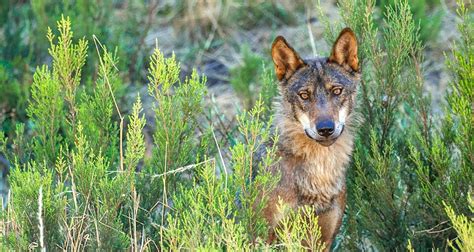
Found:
[304,122,345,147]
[316,120,335,137]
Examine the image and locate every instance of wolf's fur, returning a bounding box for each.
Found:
[263,28,360,251]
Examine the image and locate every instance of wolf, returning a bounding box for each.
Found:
[263,28,360,251]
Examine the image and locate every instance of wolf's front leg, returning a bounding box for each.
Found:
[263,184,299,244]
[317,189,346,251]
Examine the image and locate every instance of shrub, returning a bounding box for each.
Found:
[230,45,268,109]
[1,14,324,250]
[377,0,443,43]
[0,0,154,137]
[318,0,473,250]
[2,16,133,250]
[1,0,472,250]
[134,43,213,243]
[411,0,473,248]
[445,195,474,251]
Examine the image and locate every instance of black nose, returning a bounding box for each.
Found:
[316,120,335,137]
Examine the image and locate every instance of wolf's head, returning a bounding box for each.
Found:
[271,28,360,147]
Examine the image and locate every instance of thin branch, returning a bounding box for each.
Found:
[92,35,124,171]
[151,158,215,178]
[306,7,317,57]
[37,186,45,252]
[212,127,228,187]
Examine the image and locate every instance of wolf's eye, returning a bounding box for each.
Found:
[299,92,309,100]
[332,87,343,95]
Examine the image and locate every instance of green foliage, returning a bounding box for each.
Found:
[134,47,212,241]
[3,17,133,250]
[377,0,443,43]
[69,124,130,249]
[445,195,474,251]
[164,160,244,250]
[6,163,67,250]
[318,0,473,250]
[230,97,279,241]
[47,16,88,109]
[27,65,64,166]
[0,66,29,135]
[1,0,153,80]
[146,48,209,174]
[124,96,146,171]
[77,47,122,166]
[230,45,268,109]
[0,0,154,138]
[1,1,472,250]
[409,0,473,248]
[260,63,279,114]
[275,204,325,251]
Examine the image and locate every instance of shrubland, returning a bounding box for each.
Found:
[0,0,472,250]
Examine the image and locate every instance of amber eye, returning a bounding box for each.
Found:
[299,92,309,100]
[332,87,343,95]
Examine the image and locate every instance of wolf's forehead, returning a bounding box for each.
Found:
[288,58,355,90]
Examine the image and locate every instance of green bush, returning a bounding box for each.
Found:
[230,45,269,109]
[445,195,474,251]
[1,15,324,250]
[377,0,443,43]
[412,0,473,248]
[1,0,472,250]
[318,0,473,250]
[0,0,153,136]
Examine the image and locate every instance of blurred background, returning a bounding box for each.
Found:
[0,0,462,135]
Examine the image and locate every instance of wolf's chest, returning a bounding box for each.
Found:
[292,154,348,210]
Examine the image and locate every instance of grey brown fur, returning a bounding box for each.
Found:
[262,28,361,251]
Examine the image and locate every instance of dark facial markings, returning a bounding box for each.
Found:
[282,57,359,120]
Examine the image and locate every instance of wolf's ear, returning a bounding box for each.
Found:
[328,28,359,72]
[271,36,305,81]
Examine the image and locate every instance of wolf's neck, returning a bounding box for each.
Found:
[275,116,354,205]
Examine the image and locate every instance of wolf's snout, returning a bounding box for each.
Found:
[316,120,335,137]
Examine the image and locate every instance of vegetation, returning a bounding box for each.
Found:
[0,0,472,251]
[230,45,269,109]
[377,0,443,43]
[317,0,472,250]
[0,16,319,251]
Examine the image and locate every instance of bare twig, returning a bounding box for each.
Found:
[306,7,317,57]
[105,158,216,179]
[160,141,168,249]
[414,220,451,234]
[212,128,228,187]
[139,226,146,252]
[151,158,215,178]
[38,186,45,252]
[132,190,140,252]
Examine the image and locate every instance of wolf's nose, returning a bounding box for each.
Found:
[316,120,335,137]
